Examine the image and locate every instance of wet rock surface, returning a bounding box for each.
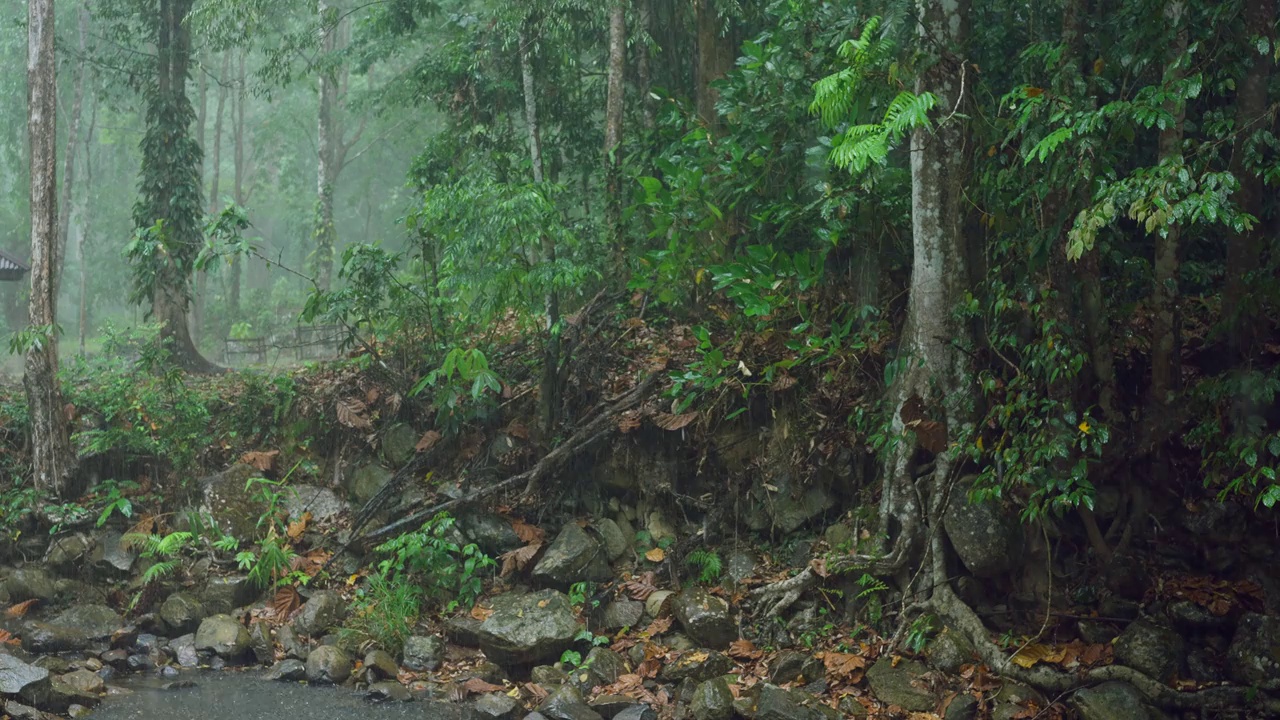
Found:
[477,590,581,666]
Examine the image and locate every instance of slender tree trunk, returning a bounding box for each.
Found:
[230,49,247,316]
[694,0,729,129]
[198,52,229,346]
[519,26,561,435]
[313,0,339,292]
[25,0,76,497]
[1225,0,1275,358]
[78,96,97,357]
[193,49,207,345]
[637,0,654,133]
[604,1,626,264]
[55,5,89,298]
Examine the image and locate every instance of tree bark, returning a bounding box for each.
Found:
[694,0,732,130]
[78,95,97,357]
[637,0,654,132]
[604,1,626,263]
[25,0,76,497]
[313,0,339,292]
[230,49,247,315]
[198,52,230,346]
[55,5,89,299]
[1225,0,1274,358]
[871,0,973,586]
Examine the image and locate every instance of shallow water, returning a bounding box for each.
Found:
[89,671,431,720]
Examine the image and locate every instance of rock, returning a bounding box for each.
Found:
[925,628,977,674]
[249,621,273,665]
[285,485,348,522]
[593,519,628,562]
[474,692,520,720]
[593,600,643,633]
[46,534,96,572]
[1113,620,1182,683]
[366,680,411,702]
[0,655,50,699]
[1166,600,1229,631]
[420,700,486,720]
[23,605,123,653]
[532,665,569,687]
[403,635,446,671]
[457,510,522,557]
[532,524,611,587]
[584,648,626,684]
[1071,681,1159,720]
[539,684,604,720]
[943,485,1023,578]
[160,593,207,634]
[365,649,400,680]
[264,659,307,681]
[660,651,733,683]
[97,532,136,574]
[200,464,269,540]
[306,645,353,684]
[643,590,675,619]
[755,473,835,534]
[644,511,677,544]
[292,590,346,637]
[866,658,936,713]
[944,693,978,720]
[445,616,485,647]
[276,624,308,659]
[58,670,104,699]
[752,684,831,720]
[723,549,756,584]
[161,680,196,690]
[1226,612,1280,686]
[612,707,657,720]
[588,695,633,719]
[672,589,735,649]
[991,681,1046,720]
[194,614,251,659]
[4,701,51,720]
[3,569,55,603]
[768,651,824,685]
[200,575,258,614]
[382,424,419,467]
[478,590,581,666]
[347,463,393,505]
[690,677,733,720]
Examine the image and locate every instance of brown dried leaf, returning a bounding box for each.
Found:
[771,375,797,392]
[510,519,545,545]
[644,547,666,563]
[5,599,37,618]
[271,586,302,618]
[499,544,542,577]
[470,604,494,621]
[287,511,312,541]
[0,629,18,646]
[641,617,672,636]
[336,398,373,429]
[415,430,443,452]
[653,411,698,431]
[617,412,642,434]
[460,678,504,694]
[729,639,764,660]
[365,388,381,406]
[240,450,280,472]
[821,651,868,680]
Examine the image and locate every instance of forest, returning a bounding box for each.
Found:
[0,0,1278,718]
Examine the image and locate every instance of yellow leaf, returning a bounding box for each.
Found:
[1078,421,1091,435]
[976,436,984,451]
[645,548,666,563]
[1010,643,1053,669]
[347,574,360,586]
[695,268,706,284]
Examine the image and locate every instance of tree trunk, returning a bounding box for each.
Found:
[1225,0,1274,358]
[604,1,626,264]
[55,5,89,299]
[519,26,561,436]
[872,0,973,586]
[313,0,339,292]
[637,0,654,133]
[25,0,76,497]
[198,52,230,346]
[1151,2,1186,459]
[694,0,732,130]
[78,96,97,357]
[230,49,247,316]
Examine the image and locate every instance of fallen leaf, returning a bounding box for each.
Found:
[510,518,545,544]
[470,604,494,621]
[286,511,312,541]
[1009,643,1054,669]
[240,449,279,472]
[498,544,541,577]
[642,617,673,636]
[415,430,443,452]
[271,586,302,618]
[729,639,764,660]
[645,547,666,563]
[336,398,373,429]
[653,412,698,431]
[460,677,504,694]
[5,599,37,618]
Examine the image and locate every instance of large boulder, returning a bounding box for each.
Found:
[96,532,136,575]
[45,534,97,573]
[1113,620,1183,683]
[477,590,581,666]
[291,590,346,637]
[532,525,611,587]
[943,485,1023,578]
[3,569,56,603]
[23,605,122,653]
[672,589,735,649]
[1071,681,1161,720]
[159,592,207,635]
[402,635,445,671]
[200,575,258,614]
[194,614,251,659]
[592,600,643,633]
[0,655,50,699]
[1226,612,1280,686]
[200,464,269,541]
[305,645,352,685]
[866,658,937,713]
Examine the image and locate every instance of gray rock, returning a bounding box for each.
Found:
[382,424,420,467]
[1113,620,1183,683]
[925,628,977,674]
[593,600,643,633]
[23,605,122,653]
[57,670,104,699]
[420,700,486,720]
[593,519,628,562]
[1226,612,1280,686]
[194,614,251,659]
[612,707,657,720]
[690,677,733,720]
[0,655,50,697]
[264,659,306,681]
[45,534,96,572]
[1166,600,1228,631]
[539,684,603,720]
[477,590,582,666]
[170,634,200,668]
[160,592,207,634]
[723,549,756,584]
[275,624,308,659]
[660,651,732,683]
[445,616,484,647]
[3,568,56,603]
[292,590,346,637]
[366,680,411,702]
[249,621,273,665]
[474,692,520,720]
[943,486,1023,578]
[403,635,446,671]
[584,648,627,684]
[4,700,52,720]
[587,695,633,719]
[365,649,400,680]
[754,472,835,534]
[199,464,269,541]
[532,524,611,587]
[97,532,136,574]
[531,664,568,687]
[1071,681,1159,720]
[866,658,936,713]
[306,645,353,684]
[285,485,348,522]
[456,511,522,558]
[752,684,831,720]
[347,463,393,505]
[991,681,1046,720]
[768,651,824,685]
[672,589,735,649]
[200,575,258,614]
[944,693,978,720]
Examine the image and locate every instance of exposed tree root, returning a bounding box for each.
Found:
[751,565,819,617]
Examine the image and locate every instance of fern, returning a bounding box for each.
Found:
[685,550,723,584]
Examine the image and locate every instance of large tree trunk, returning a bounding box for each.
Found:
[55,5,89,299]
[693,0,732,130]
[78,96,97,357]
[636,0,654,133]
[872,0,973,585]
[1225,0,1274,358]
[519,26,561,436]
[313,0,339,292]
[25,0,76,498]
[197,52,230,347]
[230,49,247,316]
[604,1,626,264]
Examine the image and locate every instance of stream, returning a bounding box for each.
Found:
[88,671,439,720]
